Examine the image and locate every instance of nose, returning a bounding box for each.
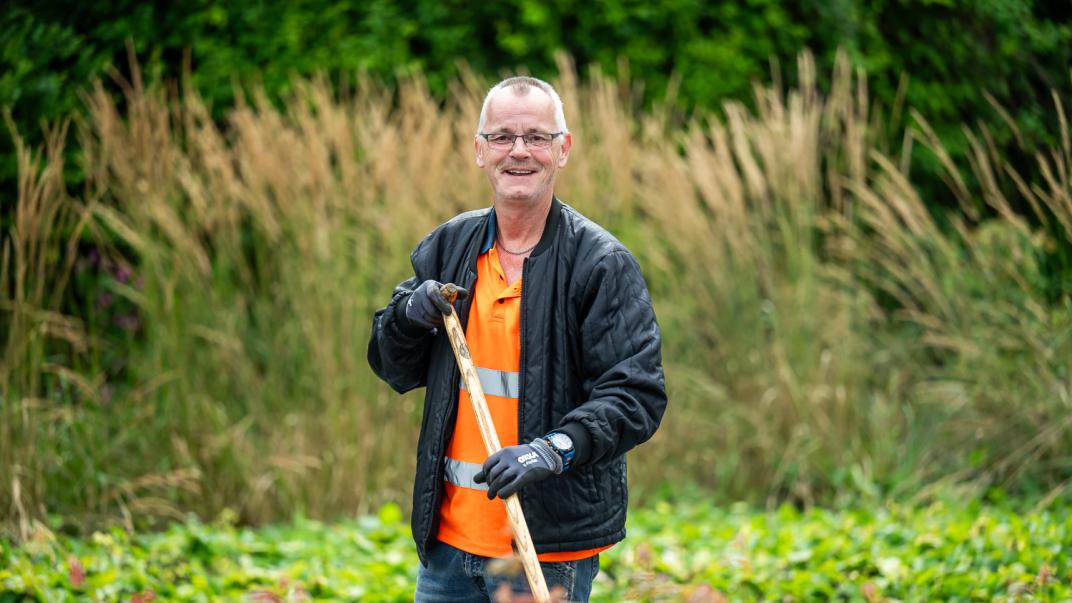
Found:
[508,137,532,159]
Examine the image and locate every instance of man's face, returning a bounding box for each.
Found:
[475,88,572,206]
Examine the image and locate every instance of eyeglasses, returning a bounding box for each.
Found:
[479,131,564,149]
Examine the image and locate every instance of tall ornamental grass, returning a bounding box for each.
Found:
[2,53,1070,533]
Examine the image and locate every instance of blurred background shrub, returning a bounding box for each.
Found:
[3,53,1071,535]
[2,2,1072,536]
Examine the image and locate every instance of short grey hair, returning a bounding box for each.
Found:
[477,76,569,135]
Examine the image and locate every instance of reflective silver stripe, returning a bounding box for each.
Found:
[460,367,520,399]
[444,458,488,491]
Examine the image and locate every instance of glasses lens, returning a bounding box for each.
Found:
[524,134,554,148]
[487,134,515,147]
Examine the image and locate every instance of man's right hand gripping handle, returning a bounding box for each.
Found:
[399,280,469,331]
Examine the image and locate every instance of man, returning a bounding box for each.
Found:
[368,76,666,602]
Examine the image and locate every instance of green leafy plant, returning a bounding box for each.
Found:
[3,501,1068,601]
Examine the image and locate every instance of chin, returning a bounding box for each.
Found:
[498,188,542,203]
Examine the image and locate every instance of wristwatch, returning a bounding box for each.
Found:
[542,432,576,473]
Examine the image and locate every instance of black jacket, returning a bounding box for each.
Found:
[368,198,666,564]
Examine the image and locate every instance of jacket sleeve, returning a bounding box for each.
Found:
[367,275,434,394]
[561,249,667,465]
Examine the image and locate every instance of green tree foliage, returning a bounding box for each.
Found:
[3,0,1069,158]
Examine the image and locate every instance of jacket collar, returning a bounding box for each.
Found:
[481,196,562,256]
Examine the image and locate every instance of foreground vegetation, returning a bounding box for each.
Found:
[3,53,1072,532]
[3,500,1068,601]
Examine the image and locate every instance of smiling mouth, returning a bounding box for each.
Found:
[503,168,537,176]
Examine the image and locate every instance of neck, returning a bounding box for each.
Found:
[494,195,552,243]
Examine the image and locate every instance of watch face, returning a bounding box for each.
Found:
[548,432,573,451]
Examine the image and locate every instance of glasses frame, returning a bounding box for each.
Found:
[478,131,565,149]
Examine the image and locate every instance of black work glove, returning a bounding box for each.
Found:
[474,439,563,500]
[403,280,468,331]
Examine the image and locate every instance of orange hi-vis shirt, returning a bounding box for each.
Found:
[436,244,611,562]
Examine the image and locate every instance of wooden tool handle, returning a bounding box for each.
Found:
[440,284,552,603]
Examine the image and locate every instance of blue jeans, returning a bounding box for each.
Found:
[415,542,600,602]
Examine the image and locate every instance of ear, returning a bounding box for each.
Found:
[475,135,487,168]
[557,132,572,168]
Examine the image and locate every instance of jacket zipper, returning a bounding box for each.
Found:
[518,258,529,446]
